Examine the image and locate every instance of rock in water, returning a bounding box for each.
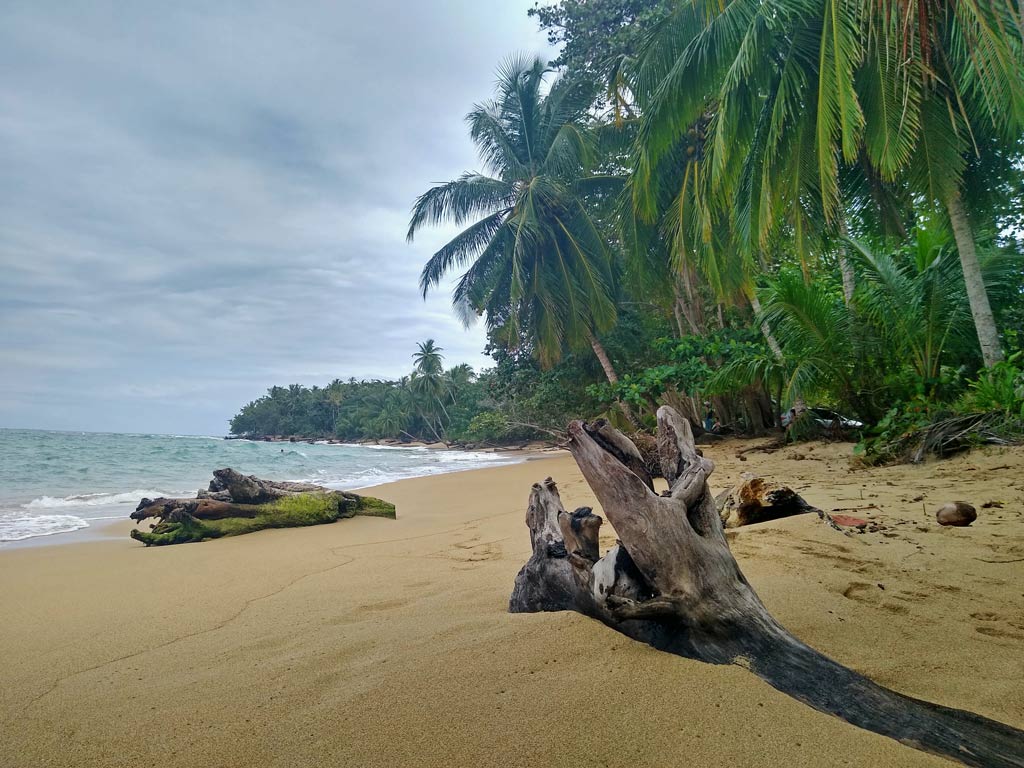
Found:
[935,501,977,527]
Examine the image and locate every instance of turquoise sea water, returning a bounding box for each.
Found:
[0,429,521,544]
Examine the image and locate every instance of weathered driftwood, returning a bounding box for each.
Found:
[130,468,395,546]
[716,475,828,528]
[510,407,1024,768]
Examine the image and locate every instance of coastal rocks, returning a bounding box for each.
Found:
[130,468,395,546]
[936,501,978,527]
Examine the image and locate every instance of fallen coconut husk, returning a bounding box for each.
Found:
[715,475,820,528]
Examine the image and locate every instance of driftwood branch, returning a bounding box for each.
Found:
[510,407,1024,768]
[130,468,395,546]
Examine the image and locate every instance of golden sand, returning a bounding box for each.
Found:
[1,441,1022,767]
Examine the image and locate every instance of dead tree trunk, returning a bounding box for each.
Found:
[130,468,395,546]
[509,407,1024,768]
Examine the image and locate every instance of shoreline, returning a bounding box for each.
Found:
[2,440,1021,767]
[0,445,565,551]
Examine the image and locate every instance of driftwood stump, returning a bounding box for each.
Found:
[510,407,1024,768]
[130,468,395,546]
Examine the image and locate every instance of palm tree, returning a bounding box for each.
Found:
[409,340,450,440]
[877,1,1024,367]
[756,270,862,413]
[444,363,475,404]
[373,391,410,439]
[630,1,854,303]
[846,231,975,395]
[407,55,623,380]
[412,339,445,376]
[631,0,1024,366]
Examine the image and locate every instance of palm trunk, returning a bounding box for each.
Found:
[672,300,687,338]
[673,280,702,336]
[589,333,641,429]
[589,334,619,384]
[837,216,855,305]
[680,264,705,329]
[946,191,1004,367]
[749,291,783,361]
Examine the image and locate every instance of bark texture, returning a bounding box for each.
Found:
[509,407,1024,768]
[130,468,395,546]
[748,292,783,361]
[715,476,822,528]
[588,333,641,429]
[947,190,1004,367]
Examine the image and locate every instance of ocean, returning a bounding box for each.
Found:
[0,429,522,544]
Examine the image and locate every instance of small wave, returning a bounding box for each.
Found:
[0,514,90,542]
[337,443,429,452]
[434,451,504,464]
[22,489,183,510]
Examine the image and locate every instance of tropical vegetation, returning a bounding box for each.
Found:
[232,0,1024,463]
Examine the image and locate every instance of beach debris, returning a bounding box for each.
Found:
[935,501,978,527]
[508,407,1024,768]
[130,468,395,546]
[830,514,868,527]
[714,476,822,528]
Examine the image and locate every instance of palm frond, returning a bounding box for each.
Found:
[407,174,514,240]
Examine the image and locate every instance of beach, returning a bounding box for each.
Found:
[1,441,1022,768]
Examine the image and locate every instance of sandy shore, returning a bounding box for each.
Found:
[1,441,1022,767]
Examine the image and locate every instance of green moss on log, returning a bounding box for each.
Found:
[130,490,396,547]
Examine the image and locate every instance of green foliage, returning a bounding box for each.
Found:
[586,328,779,434]
[228,2,1024,463]
[857,353,1024,464]
[961,352,1024,418]
[529,0,674,104]
[462,412,512,442]
[230,341,497,443]
[855,399,938,465]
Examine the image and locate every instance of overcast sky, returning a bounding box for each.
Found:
[0,1,556,435]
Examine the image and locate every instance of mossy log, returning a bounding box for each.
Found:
[130,468,395,546]
[509,407,1024,768]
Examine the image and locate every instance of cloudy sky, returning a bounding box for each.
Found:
[0,1,556,435]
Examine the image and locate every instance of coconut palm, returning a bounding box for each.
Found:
[407,55,623,381]
[880,1,1024,367]
[413,339,445,377]
[632,0,1024,366]
[410,340,449,439]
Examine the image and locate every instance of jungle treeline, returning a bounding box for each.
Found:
[232,1,1024,462]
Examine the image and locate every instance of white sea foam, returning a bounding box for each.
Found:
[22,489,183,510]
[1,431,528,543]
[0,514,90,541]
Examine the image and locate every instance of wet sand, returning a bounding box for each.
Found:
[1,441,1021,767]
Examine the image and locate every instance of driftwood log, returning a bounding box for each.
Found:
[130,468,395,546]
[510,407,1024,768]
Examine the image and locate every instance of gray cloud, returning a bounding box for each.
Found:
[0,0,554,434]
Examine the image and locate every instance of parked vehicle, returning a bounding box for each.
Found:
[781,407,863,430]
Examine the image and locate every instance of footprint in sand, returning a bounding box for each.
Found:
[839,581,914,615]
[348,598,412,617]
[970,611,1024,641]
[442,539,503,565]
